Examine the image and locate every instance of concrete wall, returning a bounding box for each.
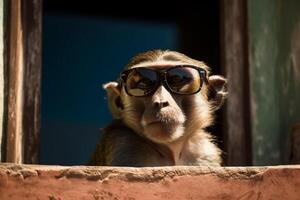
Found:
[0,164,300,200]
[248,0,300,165]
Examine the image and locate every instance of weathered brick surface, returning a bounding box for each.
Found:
[0,163,300,200]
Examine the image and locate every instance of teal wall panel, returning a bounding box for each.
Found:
[248,0,300,165]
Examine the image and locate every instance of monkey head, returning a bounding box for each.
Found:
[103,50,227,144]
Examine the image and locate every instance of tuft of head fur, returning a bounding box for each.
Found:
[125,49,210,72]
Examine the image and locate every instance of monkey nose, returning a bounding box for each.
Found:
[154,101,169,109]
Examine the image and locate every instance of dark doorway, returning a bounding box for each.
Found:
[41,1,222,165]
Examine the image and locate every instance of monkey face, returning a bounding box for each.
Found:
[119,65,214,144]
[103,50,227,145]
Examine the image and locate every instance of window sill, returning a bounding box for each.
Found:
[0,163,300,200]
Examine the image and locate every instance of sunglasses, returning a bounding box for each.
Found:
[120,65,207,97]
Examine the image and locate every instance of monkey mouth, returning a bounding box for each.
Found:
[142,109,186,129]
[145,118,182,128]
[143,114,185,128]
[147,120,162,126]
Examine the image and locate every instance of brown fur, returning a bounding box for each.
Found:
[90,50,227,167]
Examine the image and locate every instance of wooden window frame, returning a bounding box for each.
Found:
[220,0,252,165]
[2,0,251,165]
[3,0,42,163]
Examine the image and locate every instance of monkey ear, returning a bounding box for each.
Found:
[103,81,123,119]
[207,75,227,110]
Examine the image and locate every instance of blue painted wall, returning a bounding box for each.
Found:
[40,14,178,165]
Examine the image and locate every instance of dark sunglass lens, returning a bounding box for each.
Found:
[126,68,158,96]
[166,67,201,94]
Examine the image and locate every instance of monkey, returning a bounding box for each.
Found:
[89,49,227,167]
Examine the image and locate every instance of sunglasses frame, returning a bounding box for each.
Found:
[120,65,208,97]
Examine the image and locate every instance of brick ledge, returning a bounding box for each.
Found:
[0,163,300,200]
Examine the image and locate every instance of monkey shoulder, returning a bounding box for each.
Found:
[91,121,165,167]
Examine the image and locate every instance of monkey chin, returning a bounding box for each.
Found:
[143,122,185,144]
